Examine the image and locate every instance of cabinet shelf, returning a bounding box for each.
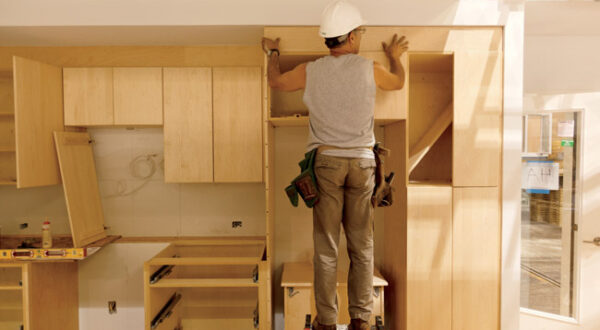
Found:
[150,278,258,288]
[0,286,22,291]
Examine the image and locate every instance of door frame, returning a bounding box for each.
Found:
[519,108,585,326]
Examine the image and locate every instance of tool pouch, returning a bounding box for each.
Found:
[285,148,320,208]
[372,143,395,207]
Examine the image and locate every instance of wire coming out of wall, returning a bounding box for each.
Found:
[103,153,164,198]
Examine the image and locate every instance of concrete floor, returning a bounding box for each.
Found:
[521,208,564,315]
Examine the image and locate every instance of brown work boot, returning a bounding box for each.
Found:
[312,319,336,330]
[349,318,370,330]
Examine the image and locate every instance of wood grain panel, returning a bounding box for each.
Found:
[453,51,502,187]
[29,262,78,330]
[163,67,213,182]
[213,67,263,182]
[63,67,113,126]
[361,51,408,121]
[406,184,452,330]
[0,76,13,112]
[54,131,107,247]
[382,121,407,330]
[264,26,503,53]
[0,46,263,71]
[453,187,500,330]
[113,67,163,125]
[13,56,64,188]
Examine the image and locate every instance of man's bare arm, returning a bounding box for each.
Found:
[263,37,306,91]
[374,34,409,91]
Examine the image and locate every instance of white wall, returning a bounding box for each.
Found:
[0,1,524,329]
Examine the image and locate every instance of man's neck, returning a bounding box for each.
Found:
[330,47,355,57]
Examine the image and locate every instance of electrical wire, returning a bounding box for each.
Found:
[103,153,163,198]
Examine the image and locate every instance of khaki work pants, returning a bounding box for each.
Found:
[313,154,376,325]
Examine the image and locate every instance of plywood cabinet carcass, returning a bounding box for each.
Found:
[63,67,163,126]
[0,262,78,330]
[164,66,263,183]
[144,239,270,330]
[0,56,64,188]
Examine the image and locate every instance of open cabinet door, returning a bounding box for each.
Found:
[54,131,106,247]
[13,56,64,188]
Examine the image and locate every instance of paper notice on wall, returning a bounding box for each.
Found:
[522,161,560,191]
[558,120,575,137]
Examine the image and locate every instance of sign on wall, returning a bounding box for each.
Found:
[522,161,559,191]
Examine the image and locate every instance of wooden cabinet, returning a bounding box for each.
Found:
[213,67,263,183]
[0,262,78,330]
[63,68,113,126]
[163,67,213,183]
[0,56,64,188]
[452,187,500,330]
[453,51,502,187]
[281,262,387,329]
[64,67,163,126]
[144,239,269,330]
[114,68,163,125]
[164,66,263,183]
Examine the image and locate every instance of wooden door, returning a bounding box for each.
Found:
[163,67,213,182]
[54,131,107,247]
[453,187,500,330]
[113,67,163,125]
[213,67,263,183]
[13,56,64,188]
[453,51,502,186]
[63,67,113,126]
[406,184,452,330]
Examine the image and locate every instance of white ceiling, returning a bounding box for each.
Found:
[0,26,265,46]
[525,1,600,36]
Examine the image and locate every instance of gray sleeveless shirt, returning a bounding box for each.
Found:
[303,54,376,159]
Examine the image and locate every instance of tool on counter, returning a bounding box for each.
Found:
[304,314,312,330]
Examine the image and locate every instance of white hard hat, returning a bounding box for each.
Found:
[319,0,367,38]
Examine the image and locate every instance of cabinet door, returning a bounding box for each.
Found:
[360,52,408,121]
[453,51,502,186]
[63,67,113,126]
[453,187,500,330]
[13,56,64,188]
[163,68,213,183]
[54,131,107,248]
[213,67,263,183]
[114,68,163,125]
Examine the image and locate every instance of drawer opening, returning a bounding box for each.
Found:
[181,287,258,329]
[149,242,266,266]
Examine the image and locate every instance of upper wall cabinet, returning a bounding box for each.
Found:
[114,68,163,125]
[163,67,213,183]
[213,67,263,183]
[163,67,263,183]
[63,68,113,126]
[63,67,163,126]
[0,56,64,188]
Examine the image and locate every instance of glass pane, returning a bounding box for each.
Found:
[520,111,579,317]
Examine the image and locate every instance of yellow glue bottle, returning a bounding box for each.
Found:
[42,219,52,249]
